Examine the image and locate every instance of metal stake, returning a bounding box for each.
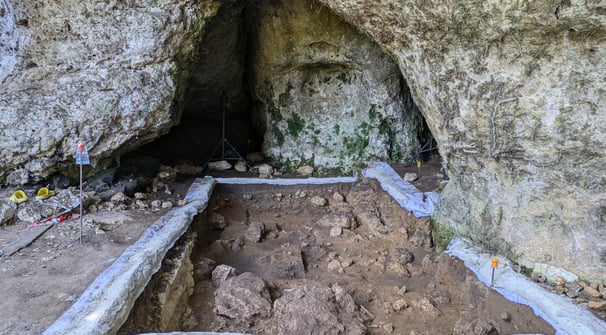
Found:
[79,160,83,244]
[490,257,499,287]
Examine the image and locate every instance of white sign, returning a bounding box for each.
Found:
[75,142,91,165]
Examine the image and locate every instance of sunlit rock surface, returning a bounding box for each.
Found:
[320,0,606,280]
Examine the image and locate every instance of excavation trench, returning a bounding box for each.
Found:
[119,177,555,335]
[43,167,559,335]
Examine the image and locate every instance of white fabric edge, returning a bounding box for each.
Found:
[447,237,606,335]
[363,161,439,217]
[43,177,216,335]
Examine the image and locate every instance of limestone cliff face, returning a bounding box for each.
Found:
[1,0,605,281]
[0,0,218,184]
[250,0,422,174]
[320,0,606,280]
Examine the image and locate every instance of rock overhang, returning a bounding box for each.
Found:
[0,0,605,281]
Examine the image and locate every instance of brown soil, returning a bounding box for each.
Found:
[0,177,193,335]
[180,180,554,335]
[0,161,557,335]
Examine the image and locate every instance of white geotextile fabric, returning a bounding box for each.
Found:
[363,162,439,217]
[214,176,357,185]
[447,237,606,335]
[43,178,216,335]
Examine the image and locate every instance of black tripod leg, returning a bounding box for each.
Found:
[203,140,225,171]
[224,139,253,171]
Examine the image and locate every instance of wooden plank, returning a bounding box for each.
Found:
[0,224,54,257]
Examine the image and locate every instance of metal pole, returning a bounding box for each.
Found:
[221,92,226,159]
[490,257,498,287]
[79,161,83,244]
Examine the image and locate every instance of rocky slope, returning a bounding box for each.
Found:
[1,0,605,281]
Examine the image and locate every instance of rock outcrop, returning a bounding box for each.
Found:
[1,0,605,281]
[319,0,606,280]
[250,0,422,174]
[0,0,219,184]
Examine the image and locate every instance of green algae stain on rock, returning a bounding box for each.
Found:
[287,113,305,138]
[272,125,285,146]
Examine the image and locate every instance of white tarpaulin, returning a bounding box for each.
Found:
[447,237,606,335]
[363,162,439,217]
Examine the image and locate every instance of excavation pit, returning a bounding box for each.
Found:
[119,178,553,335]
[36,165,606,335]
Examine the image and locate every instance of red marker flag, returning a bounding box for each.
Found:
[75,141,90,165]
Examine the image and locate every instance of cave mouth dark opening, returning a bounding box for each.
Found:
[127,2,262,168]
[126,0,438,173]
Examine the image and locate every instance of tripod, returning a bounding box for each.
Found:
[205,92,249,169]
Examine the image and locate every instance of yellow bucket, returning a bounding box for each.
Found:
[9,190,28,203]
[35,187,56,200]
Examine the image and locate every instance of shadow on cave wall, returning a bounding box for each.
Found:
[126,0,434,170]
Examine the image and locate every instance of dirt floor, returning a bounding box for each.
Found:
[178,179,554,335]
[0,169,194,335]
[0,158,593,335]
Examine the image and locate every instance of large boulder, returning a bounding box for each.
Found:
[272,283,366,335]
[214,272,272,323]
[250,0,422,174]
[0,0,219,185]
[320,0,606,280]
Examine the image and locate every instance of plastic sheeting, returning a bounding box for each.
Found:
[447,237,606,335]
[215,176,357,185]
[363,162,439,217]
[43,178,217,335]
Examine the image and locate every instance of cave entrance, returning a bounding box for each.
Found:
[129,2,260,167]
[128,0,438,175]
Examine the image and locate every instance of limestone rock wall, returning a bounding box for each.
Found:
[320,0,606,280]
[1,0,605,281]
[250,0,422,174]
[0,0,219,184]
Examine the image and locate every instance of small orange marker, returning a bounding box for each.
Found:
[416,160,422,177]
[490,257,499,287]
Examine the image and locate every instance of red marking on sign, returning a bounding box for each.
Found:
[77,142,85,152]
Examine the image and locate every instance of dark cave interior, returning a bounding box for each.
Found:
[126,0,434,170]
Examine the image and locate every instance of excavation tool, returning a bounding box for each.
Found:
[205,92,250,171]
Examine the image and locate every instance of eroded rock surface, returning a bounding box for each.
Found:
[320,0,606,280]
[250,0,422,174]
[0,0,219,184]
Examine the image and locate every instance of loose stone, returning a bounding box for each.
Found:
[234,160,247,172]
[311,196,327,207]
[392,299,408,311]
[330,226,343,237]
[245,221,265,243]
[588,300,606,311]
[331,192,345,202]
[208,160,232,171]
[297,165,314,176]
